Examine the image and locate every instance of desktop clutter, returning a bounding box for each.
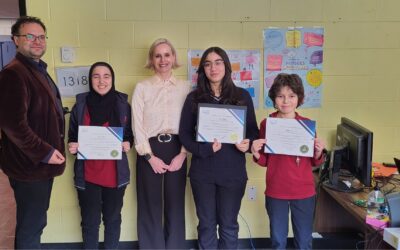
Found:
[324,158,400,249]
[374,159,400,249]
[317,117,400,248]
[383,187,400,249]
[365,186,389,229]
[363,162,397,229]
[384,190,400,249]
[352,159,400,249]
[319,152,400,230]
[366,160,400,229]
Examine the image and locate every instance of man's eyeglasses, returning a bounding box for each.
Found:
[15,33,48,42]
[203,59,224,68]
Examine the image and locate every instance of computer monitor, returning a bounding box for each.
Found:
[323,117,373,192]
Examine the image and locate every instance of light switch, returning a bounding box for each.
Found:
[61,46,75,63]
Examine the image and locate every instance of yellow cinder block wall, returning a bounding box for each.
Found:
[23,0,400,243]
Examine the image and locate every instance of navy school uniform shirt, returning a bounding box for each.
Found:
[179,87,259,182]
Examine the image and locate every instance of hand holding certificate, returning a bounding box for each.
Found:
[196,104,247,144]
[78,126,123,160]
[265,118,316,157]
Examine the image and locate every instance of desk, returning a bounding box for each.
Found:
[314,184,393,249]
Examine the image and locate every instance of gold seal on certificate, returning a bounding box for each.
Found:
[110,150,119,158]
[265,118,316,157]
[300,145,309,154]
[229,133,239,143]
[77,126,123,160]
[196,104,247,144]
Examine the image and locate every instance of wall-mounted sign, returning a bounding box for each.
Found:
[56,66,90,97]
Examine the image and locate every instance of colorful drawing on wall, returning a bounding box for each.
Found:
[286,30,301,48]
[263,27,324,108]
[188,50,261,108]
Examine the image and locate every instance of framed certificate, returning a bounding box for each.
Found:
[196,103,247,144]
[265,118,315,157]
[77,126,123,160]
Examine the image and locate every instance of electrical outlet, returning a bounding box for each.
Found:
[248,185,256,201]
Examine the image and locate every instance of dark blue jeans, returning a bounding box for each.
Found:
[77,182,126,249]
[265,195,315,250]
[190,178,247,249]
[9,178,53,249]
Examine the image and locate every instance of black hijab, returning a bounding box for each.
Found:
[86,62,120,126]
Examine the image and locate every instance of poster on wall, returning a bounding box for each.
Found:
[263,27,324,108]
[188,50,261,109]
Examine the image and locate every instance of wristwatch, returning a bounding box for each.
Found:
[144,153,152,161]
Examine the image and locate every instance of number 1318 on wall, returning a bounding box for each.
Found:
[56,66,90,97]
[62,75,89,86]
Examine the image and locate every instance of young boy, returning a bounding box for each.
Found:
[251,73,326,249]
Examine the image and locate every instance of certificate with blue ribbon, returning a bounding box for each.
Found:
[196,104,247,144]
[77,126,123,160]
[265,118,315,157]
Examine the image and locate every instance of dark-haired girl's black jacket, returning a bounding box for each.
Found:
[179,88,258,181]
[68,91,133,190]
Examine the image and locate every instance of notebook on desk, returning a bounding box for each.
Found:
[373,162,398,177]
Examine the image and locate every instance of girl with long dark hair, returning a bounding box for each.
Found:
[179,47,259,249]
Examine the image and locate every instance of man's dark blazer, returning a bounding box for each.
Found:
[0,53,65,181]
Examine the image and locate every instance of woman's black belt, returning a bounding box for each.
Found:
[149,133,179,143]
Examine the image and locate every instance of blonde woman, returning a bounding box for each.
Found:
[132,38,190,249]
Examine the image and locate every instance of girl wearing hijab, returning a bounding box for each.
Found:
[68,62,133,249]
